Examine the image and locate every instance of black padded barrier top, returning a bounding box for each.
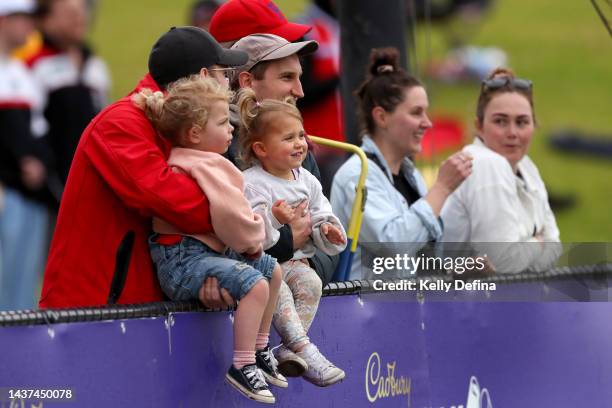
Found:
[1,263,611,327]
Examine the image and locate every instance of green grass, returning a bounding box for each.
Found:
[91,0,612,240]
[410,0,612,242]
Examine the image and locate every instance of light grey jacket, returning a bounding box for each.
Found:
[244,165,346,260]
[331,136,442,279]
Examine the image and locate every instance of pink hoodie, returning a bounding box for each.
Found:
[153,148,264,255]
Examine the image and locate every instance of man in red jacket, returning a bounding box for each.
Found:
[39,27,248,308]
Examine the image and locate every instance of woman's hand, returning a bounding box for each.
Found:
[436,151,473,193]
[426,151,473,215]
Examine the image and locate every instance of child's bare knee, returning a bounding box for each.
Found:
[247,279,269,304]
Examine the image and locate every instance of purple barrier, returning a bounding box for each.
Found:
[422,302,612,408]
[1,287,612,407]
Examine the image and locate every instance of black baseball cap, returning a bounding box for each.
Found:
[148,26,248,87]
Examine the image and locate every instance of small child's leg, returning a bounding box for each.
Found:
[272,260,321,352]
[161,241,276,403]
[273,277,309,350]
[284,261,322,334]
[254,263,288,388]
[285,261,343,387]
[226,279,276,402]
[258,263,281,336]
[271,261,311,377]
[233,279,268,367]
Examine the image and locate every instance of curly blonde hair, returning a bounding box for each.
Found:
[132,75,233,145]
[236,88,303,168]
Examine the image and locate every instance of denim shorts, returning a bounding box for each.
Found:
[149,235,276,301]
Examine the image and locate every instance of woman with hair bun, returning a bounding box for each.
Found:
[331,47,472,280]
[441,68,561,273]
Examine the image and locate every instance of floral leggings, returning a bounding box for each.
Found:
[272,259,322,349]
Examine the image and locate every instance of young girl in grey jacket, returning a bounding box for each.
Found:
[238,88,347,387]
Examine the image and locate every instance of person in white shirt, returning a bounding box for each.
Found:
[0,0,51,310]
[441,68,561,273]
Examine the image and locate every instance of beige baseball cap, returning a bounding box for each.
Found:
[231,33,318,72]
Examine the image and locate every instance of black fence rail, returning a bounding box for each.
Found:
[2,263,611,327]
[323,263,612,295]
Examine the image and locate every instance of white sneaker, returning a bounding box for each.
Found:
[274,344,308,377]
[297,343,345,387]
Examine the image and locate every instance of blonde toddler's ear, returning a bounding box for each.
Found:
[252,141,266,158]
[186,125,202,145]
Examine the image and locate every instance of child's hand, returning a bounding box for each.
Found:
[321,223,346,246]
[272,200,295,224]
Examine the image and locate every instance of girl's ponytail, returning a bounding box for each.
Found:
[132,89,166,129]
[237,87,259,135]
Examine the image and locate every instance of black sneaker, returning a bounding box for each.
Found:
[256,345,289,388]
[225,364,275,404]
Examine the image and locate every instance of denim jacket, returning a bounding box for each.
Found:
[330,136,442,279]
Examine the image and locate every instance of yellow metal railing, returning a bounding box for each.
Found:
[309,136,369,280]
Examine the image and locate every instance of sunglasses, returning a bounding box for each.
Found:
[482,77,533,91]
[209,67,237,81]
